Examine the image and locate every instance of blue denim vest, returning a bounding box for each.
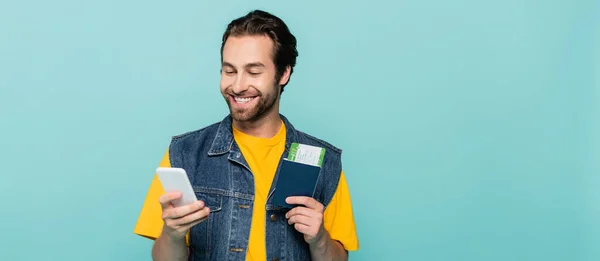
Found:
[168,114,343,261]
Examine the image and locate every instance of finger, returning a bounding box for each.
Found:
[159,191,182,207]
[287,208,322,228]
[287,214,313,227]
[168,200,205,219]
[183,217,207,230]
[285,207,314,219]
[179,212,209,231]
[178,207,211,226]
[172,207,211,233]
[286,196,323,211]
[164,200,205,219]
[293,223,311,235]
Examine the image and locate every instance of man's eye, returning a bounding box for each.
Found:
[249,71,261,76]
[224,70,235,75]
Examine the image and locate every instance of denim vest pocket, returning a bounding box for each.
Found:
[189,188,223,260]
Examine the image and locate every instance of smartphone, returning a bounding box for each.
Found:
[156,167,198,207]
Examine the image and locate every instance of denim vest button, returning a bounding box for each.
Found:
[272,258,279,261]
[269,214,278,222]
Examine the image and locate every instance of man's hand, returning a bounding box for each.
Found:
[285,196,326,245]
[159,191,211,240]
[285,196,348,261]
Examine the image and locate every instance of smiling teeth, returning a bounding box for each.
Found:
[235,97,253,103]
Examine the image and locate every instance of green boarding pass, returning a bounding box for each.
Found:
[287,143,326,167]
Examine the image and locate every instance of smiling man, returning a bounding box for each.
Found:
[133,10,359,261]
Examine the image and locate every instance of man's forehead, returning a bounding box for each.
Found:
[224,34,274,47]
[222,35,274,64]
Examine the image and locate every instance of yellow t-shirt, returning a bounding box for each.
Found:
[133,122,359,259]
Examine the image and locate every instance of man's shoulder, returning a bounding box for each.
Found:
[170,121,221,144]
[294,128,342,155]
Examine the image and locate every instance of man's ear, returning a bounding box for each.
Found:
[278,65,291,86]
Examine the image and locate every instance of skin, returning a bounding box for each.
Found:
[219,35,286,138]
[152,35,347,261]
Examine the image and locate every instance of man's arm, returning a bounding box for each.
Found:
[308,230,348,261]
[152,191,211,261]
[152,230,189,261]
[285,196,348,261]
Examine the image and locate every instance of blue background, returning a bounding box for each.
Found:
[1,0,599,260]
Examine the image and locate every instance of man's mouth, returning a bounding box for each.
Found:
[230,95,258,104]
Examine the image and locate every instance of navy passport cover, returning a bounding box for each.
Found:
[272,159,320,209]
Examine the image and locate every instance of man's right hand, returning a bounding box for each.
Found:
[159,191,210,240]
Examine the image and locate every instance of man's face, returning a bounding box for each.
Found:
[220,35,288,123]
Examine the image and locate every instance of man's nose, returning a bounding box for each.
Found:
[232,74,248,94]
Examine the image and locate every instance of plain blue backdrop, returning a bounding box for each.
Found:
[1,0,599,260]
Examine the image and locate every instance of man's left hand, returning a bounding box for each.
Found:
[285,196,326,245]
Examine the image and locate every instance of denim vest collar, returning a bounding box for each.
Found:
[207,114,299,156]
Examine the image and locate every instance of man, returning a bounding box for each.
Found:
[133,9,359,261]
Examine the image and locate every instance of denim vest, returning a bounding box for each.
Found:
[168,114,343,261]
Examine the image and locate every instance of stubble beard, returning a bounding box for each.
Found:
[224,85,280,123]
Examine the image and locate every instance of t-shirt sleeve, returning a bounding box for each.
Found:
[323,171,360,251]
[133,149,171,240]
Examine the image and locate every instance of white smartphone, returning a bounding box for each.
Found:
[156,167,198,207]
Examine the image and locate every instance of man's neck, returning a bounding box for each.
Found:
[232,112,282,138]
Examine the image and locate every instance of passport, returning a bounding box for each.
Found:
[271,158,321,209]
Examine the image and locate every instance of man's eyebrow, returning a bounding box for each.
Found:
[221,62,265,69]
[244,62,265,69]
[221,61,234,68]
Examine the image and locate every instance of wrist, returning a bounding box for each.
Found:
[161,226,187,243]
[310,229,330,249]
